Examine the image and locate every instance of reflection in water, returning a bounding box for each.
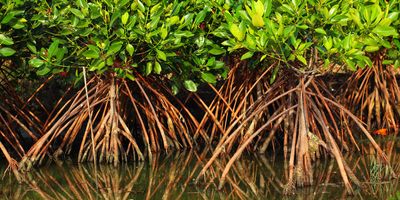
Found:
[0,143,399,200]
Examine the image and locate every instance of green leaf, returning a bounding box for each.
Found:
[323,37,333,50]
[251,14,264,27]
[345,59,356,71]
[241,51,254,60]
[254,0,264,17]
[0,47,16,57]
[77,0,88,8]
[214,61,225,69]
[1,12,15,24]
[150,3,161,16]
[382,60,393,65]
[154,61,161,74]
[229,23,245,41]
[394,60,400,69]
[315,28,327,35]
[372,25,398,37]
[106,41,123,56]
[173,31,194,38]
[209,47,226,55]
[296,24,308,29]
[56,47,66,62]
[70,8,85,19]
[137,0,146,12]
[156,49,167,61]
[160,27,168,39]
[167,16,180,26]
[29,58,45,68]
[184,80,197,92]
[27,42,37,53]
[194,10,207,27]
[324,59,330,68]
[365,46,380,52]
[145,62,152,76]
[296,55,307,65]
[82,49,99,59]
[121,12,129,25]
[394,39,400,49]
[201,72,217,84]
[148,16,160,30]
[89,60,105,71]
[125,73,135,81]
[343,35,352,50]
[269,66,279,84]
[260,54,267,61]
[12,22,25,29]
[388,12,399,22]
[48,40,59,58]
[361,56,372,67]
[36,67,51,76]
[0,34,14,45]
[172,84,179,95]
[206,57,216,67]
[126,44,134,56]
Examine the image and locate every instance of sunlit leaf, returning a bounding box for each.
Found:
[251,14,264,27]
[365,46,380,52]
[254,0,264,17]
[194,9,207,27]
[82,49,99,59]
[0,47,16,57]
[145,61,152,76]
[372,25,398,37]
[229,23,245,41]
[29,58,45,68]
[156,49,167,61]
[209,47,226,55]
[126,44,134,56]
[241,51,254,60]
[184,80,197,92]
[106,41,123,56]
[70,8,85,19]
[296,55,307,65]
[121,12,129,25]
[315,28,327,35]
[154,61,162,74]
[201,72,217,84]
[0,34,14,45]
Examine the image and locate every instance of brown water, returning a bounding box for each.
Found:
[0,142,399,200]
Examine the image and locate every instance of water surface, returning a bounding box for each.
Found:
[1,141,399,200]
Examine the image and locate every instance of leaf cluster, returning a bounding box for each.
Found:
[2,0,229,92]
[2,0,400,91]
[222,0,400,75]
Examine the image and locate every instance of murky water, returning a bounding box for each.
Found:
[0,141,399,200]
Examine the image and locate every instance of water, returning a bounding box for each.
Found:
[0,143,399,200]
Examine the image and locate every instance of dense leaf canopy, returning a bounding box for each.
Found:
[1,0,399,90]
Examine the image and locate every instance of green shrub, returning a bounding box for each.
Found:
[2,0,230,93]
[219,0,399,77]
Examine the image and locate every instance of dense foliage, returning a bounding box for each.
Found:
[2,0,230,93]
[1,0,399,86]
[220,0,399,75]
